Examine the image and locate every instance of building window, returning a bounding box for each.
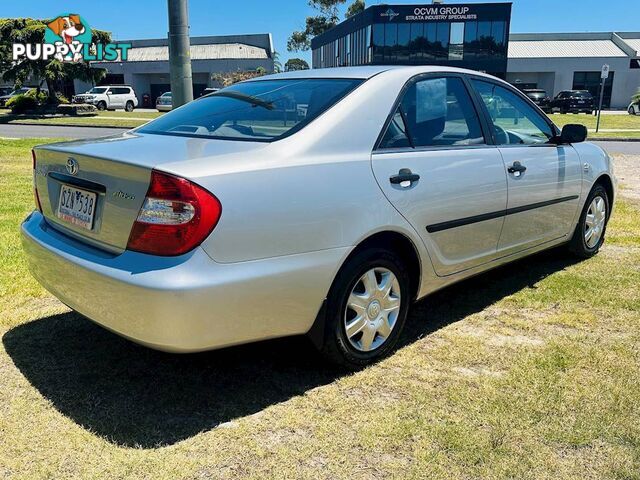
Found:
[372,23,384,63]
[573,71,615,109]
[385,23,398,62]
[449,22,464,60]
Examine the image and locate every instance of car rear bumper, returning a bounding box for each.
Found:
[21,211,347,352]
[156,104,172,111]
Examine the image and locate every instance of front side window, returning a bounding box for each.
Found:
[379,76,484,149]
[471,79,554,145]
[138,78,362,142]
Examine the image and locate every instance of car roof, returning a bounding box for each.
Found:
[251,65,500,81]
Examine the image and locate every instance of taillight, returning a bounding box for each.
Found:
[32,149,42,213]
[126,170,221,256]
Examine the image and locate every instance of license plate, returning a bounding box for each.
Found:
[578,100,585,104]
[57,184,97,230]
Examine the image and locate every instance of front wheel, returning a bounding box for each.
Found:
[569,184,610,258]
[630,105,637,115]
[319,248,411,369]
[96,101,106,111]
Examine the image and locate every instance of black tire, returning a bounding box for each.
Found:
[125,101,134,112]
[568,184,610,258]
[319,248,411,369]
[630,106,637,115]
[96,101,106,111]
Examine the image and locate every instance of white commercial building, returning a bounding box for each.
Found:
[507,32,640,109]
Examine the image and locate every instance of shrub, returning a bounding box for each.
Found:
[57,103,97,116]
[24,88,48,104]
[6,94,38,113]
[54,93,70,104]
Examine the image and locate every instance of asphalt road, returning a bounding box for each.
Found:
[0,124,128,139]
[1,124,639,156]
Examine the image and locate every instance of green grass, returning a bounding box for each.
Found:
[0,109,162,129]
[550,113,640,138]
[0,138,639,478]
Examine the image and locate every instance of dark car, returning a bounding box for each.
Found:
[549,90,594,114]
[522,89,551,112]
[0,87,31,107]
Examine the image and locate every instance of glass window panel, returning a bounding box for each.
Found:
[398,77,484,147]
[471,80,554,145]
[372,24,384,63]
[385,23,398,62]
[397,23,410,62]
[435,23,450,58]
[450,22,464,45]
[425,23,437,59]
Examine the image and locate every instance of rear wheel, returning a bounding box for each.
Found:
[569,184,609,258]
[125,101,134,112]
[319,248,411,369]
[630,105,637,115]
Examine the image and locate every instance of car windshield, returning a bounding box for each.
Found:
[88,87,107,94]
[139,78,363,141]
[525,90,546,96]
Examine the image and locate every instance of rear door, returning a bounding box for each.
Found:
[106,87,123,108]
[470,79,582,254]
[372,74,508,276]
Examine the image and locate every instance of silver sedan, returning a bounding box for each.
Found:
[22,66,616,368]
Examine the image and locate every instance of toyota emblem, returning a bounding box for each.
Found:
[66,157,79,175]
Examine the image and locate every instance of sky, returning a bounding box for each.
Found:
[1,0,637,66]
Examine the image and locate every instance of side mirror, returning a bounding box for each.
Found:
[552,124,587,144]
[561,124,587,143]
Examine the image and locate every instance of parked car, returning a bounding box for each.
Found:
[628,101,640,115]
[0,87,32,107]
[522,89,551,112]
[23,66,616,368]
[549,90,594,114]
[73,85,138,111]
[0,86,14,97]
[155,92,172,111]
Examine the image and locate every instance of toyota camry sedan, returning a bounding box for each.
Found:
[22,66,616,368]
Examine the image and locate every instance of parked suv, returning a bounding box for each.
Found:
[522,89,551,112]
[549,90,594,114]
[73,86,138,112]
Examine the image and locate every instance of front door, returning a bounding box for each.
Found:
[470,79,582,253]
[372,75,507,276]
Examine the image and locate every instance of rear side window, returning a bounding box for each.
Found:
[471,79,554,145]
[379,76,484,149]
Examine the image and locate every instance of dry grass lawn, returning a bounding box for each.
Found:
[0,138,639,479]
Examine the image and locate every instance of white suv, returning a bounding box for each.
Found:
[73,86,139,112]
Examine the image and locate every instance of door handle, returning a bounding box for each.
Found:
[390,168,420,185]
[507,161,527,177]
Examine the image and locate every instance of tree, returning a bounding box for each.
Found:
[212,68,266,87]
[272,51,283,73]
[345,0,365,18]
[287,0,365,52]
[0,17,110,101]
[285,58,310,71]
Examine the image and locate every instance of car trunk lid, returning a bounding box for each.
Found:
[33,131,267,253]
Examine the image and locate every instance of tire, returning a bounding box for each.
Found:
[96,101,106,111]
[568,184,610,258]
[319,248,411,369]
[630,106,637,115]
[125,101,134,112]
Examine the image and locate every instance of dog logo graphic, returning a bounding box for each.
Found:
[44,14,92,62]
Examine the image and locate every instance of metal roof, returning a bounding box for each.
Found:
[508,39,627,58]
[117,43,268,62]
[621,38,640,54]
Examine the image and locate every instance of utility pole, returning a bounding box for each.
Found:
[167,0,193,108]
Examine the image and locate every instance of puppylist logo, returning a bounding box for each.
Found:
[12,13,131,63]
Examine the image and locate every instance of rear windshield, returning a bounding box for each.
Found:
[138,78,363,141]
[571,91,592,98]
[525,90,546,96]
